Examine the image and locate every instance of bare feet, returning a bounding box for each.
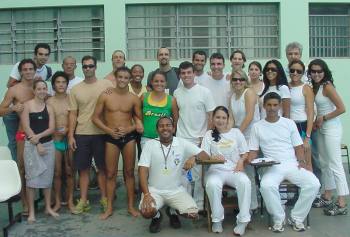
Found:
[99,210,113,220]
[52,202,61,212]
[46,209,60,218]
[128,207,140,217]
[68,203,75,214]
[27,216,36,224]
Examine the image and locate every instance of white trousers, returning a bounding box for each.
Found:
[260,163,320,224]
[245,165,259,210]
[316,122,349,196]
[139,187,198,214]
[205,169,251,223]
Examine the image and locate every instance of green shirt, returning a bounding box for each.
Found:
[143,92,172,138]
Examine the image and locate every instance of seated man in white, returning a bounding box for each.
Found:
[248,92,320,233]
[138,116,211,233]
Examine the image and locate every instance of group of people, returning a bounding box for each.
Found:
[0,41,348,236]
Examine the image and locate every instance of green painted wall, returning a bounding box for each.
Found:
[0,0,349,151]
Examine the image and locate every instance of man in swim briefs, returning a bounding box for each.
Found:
[92,66,143,219]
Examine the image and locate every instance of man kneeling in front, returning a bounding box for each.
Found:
[249,92,320,232]
[138,116,211,233]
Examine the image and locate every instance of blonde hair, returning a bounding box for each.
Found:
[230,69,250,92]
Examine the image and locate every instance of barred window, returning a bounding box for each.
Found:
[126,3,279,60]
[0,6,105,64]
[309,4,350,57]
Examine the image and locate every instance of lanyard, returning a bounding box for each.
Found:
[160,141,173,169]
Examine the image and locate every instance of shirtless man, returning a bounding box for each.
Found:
[0,58,36,214]
[47,71,74,213]
[104,50,126,86]
[92,66,143,219]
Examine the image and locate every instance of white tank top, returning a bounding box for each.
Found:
[315,84,339,123]
[290,84,307,122]
[230,88,260,140]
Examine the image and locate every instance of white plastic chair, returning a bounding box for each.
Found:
[0,146,12,161]
[0,160,22,237]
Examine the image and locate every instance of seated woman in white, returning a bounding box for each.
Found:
[201,106,251,235]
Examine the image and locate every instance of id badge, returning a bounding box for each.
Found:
[162,168,171,175]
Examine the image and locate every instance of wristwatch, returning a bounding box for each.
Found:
[298,159,306,164]
[323,115,328,121]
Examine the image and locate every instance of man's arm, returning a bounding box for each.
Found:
[139,166,150,195]
[92,94,114,135]
[294,145,308,170]
[248,150,259,163]
[0,89,22,116]
[7,77,19,88]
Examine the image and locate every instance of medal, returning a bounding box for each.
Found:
[160,140,173,170]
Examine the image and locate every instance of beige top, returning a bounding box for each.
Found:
[69,79,113,135]
[128,83,147,97]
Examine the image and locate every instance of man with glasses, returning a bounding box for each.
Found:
[68,55,113,214]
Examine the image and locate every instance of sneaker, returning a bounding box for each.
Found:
[100,197,108,212]
[165,207,181,229]
[288,218,305,232]
[271,222,284,233]
[72,199,91,215]
[312,197,332,208]
[323,203,348,216]
[233,221,248,236]
[149,212,162,233]
[212,221,223,233]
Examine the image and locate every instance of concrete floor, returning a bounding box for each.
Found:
[1,170,350,237]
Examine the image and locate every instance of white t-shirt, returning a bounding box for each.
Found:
[198,74,230,108]
[249,117,303,164]
[201,128,248,171]
[174,84,216,143]
[259,85,291,119]
[10,62,51,81]
[67,76,84,93]
[138,137,202,193]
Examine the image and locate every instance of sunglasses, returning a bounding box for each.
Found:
[289,69,304,75]
[82,64,95,69]
[266,67,278,73]
[232,77,246,82]
[310,69,324,74]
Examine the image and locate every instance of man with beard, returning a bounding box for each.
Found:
[147,47,179,95]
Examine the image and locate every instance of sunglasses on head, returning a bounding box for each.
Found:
[266,67,278,73]
[310,69,324,74]
[232,77,246,82]
[289,68,304,75]
[82,64,95,69]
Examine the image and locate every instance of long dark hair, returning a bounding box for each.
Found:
[211,106,229,142]
[307,58,334,94]
[260,59,288,97]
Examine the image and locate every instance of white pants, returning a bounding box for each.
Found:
[245,165,259,210]
[260,163,320,224]
[205,169,251,223]
[317,122,349,196]
[139,187,198,214]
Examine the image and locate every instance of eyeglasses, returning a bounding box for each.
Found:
[232,77,246,82]
[266,67,278,73]
[289,69,304,75]
[82,64,95,69]
[310,69,324,74]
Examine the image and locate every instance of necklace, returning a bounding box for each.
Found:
[160,140,173,169]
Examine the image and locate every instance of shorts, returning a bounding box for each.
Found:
[105,131,137,150]
[74,134,105,171]
[15,131,26,142]
[295,121,312,144]
[54,138,68,152]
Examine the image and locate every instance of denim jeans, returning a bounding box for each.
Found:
[2,112,19,161]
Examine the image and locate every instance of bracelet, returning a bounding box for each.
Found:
[323,115,327,121]
[305,134,311,139]
[144,192,151,197]
[298,159,306,164]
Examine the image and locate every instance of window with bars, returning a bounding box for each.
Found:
[309,4,350,58]
[0,6,105,64]
[126,3,279,60]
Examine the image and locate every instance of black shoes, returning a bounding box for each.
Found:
[166,207,181,229]
[149,212,162,233]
